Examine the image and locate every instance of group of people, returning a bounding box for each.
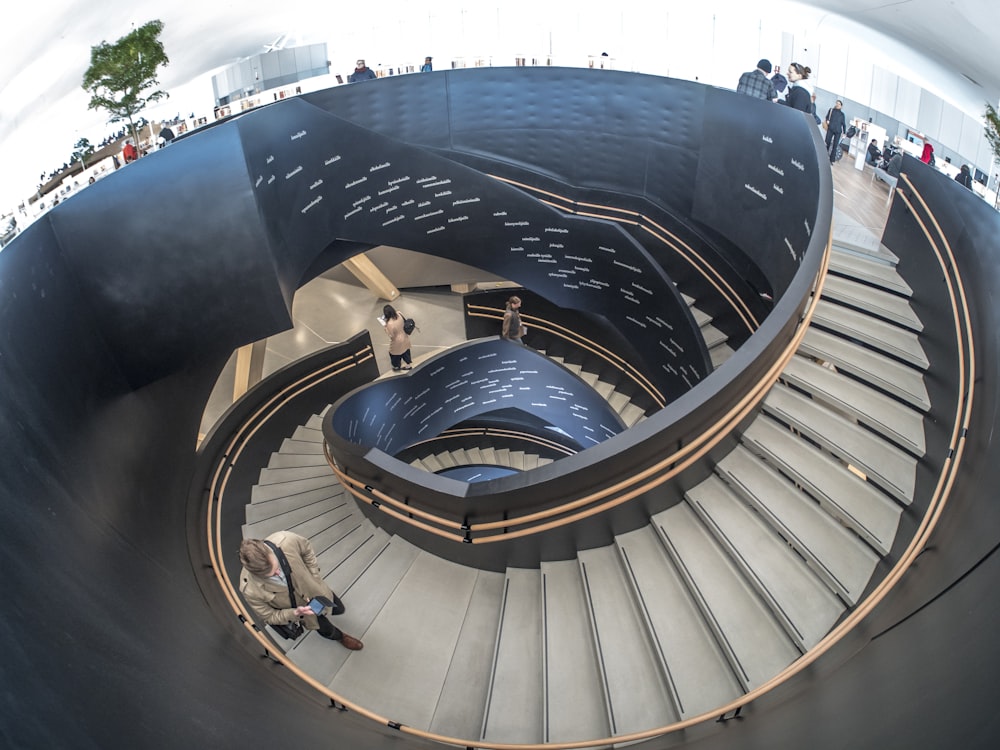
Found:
[738,58,857,165]
[348,56,434,83]
[378,294,525,376]
[736,58,815,114]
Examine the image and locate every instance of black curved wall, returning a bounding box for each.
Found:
[2,71,996,749]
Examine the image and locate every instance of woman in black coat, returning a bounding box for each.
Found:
[781,63,814,113]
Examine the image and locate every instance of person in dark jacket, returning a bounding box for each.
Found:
[866,139,882,165]
[736,59,777,101]
[780,63,813,113]
[823,101,848,163]
[348,59,377,83]
[955,164,974,189]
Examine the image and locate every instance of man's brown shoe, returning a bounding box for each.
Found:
[339,633,364,650]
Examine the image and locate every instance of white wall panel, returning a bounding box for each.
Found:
[917,90,944,140]
[976,136,996,174]
[895,78,922,128]
[870,67,898,113]
[843,47,875,106]
[816,42,847,95]
[711,13,764,88]
[959,115,984,164]
[939,103,965,151]
[662,8,716,82]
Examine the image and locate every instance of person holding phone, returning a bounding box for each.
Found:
[239,531,363,650]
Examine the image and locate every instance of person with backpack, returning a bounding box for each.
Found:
[382,303,412,371]
[824,100,848,164]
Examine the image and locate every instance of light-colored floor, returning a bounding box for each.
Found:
[198,153,892,439]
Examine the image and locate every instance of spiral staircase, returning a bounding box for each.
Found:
[238,233,928,745]
[3,68,994,750]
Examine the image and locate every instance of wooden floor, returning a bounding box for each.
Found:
[830,155,892,242]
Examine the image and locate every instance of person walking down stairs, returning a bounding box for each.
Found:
[239,531,364,650]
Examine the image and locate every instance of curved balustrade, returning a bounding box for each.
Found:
[329,338,626,457]
[465,298,668,410]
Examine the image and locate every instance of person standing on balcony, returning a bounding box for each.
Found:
[348,59,377,82]
[780,63,813,113]
[239,531,363,650]
[501,295,526,343]
[955,164,974,189]
[420,56,433,72]
[736,59,777,101]
[122,140,138,163]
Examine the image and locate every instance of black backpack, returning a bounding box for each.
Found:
[403,317,416,335]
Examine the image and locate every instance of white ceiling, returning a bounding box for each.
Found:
[801,0,1000,100]
[2,0,998,211]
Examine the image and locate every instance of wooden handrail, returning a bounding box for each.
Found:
[409,426,576,457]
[325,444,467,534]
[487,173,760,332]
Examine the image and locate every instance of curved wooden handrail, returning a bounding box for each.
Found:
[408,425,577,457]
[325,444,467,534]
[487,173,760,332]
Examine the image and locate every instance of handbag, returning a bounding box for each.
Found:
[263,540,304,640]
[403,317,416,335]
[271,622,304,640]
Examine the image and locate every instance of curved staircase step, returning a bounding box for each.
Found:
[763,382,917,504]
[799,327,929,411]
[577,545,677,734]
[615,525,742,718]
[716,443,879,604]
[481,568,543,743]
[429,570,506,738]
[328,552,480,729]
[812,299,928,369]
[686,476,846,650]
[828,248,913,296]
[652,504,801,690]
[541,560,612,742]
[781,354,926,456]
[821,274,923,332]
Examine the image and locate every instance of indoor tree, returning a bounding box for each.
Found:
[72,137,95,170]
[82,20,169,156]
[985,103,1000,208]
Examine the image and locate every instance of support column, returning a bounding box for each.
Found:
[232,339,268,401]
[343,252,399,301]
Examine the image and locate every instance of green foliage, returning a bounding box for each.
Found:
[985,103,1000,164]
[82,20,169,143]
[72,137,95,168]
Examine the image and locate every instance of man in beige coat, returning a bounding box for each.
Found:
[239,530,363,650]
